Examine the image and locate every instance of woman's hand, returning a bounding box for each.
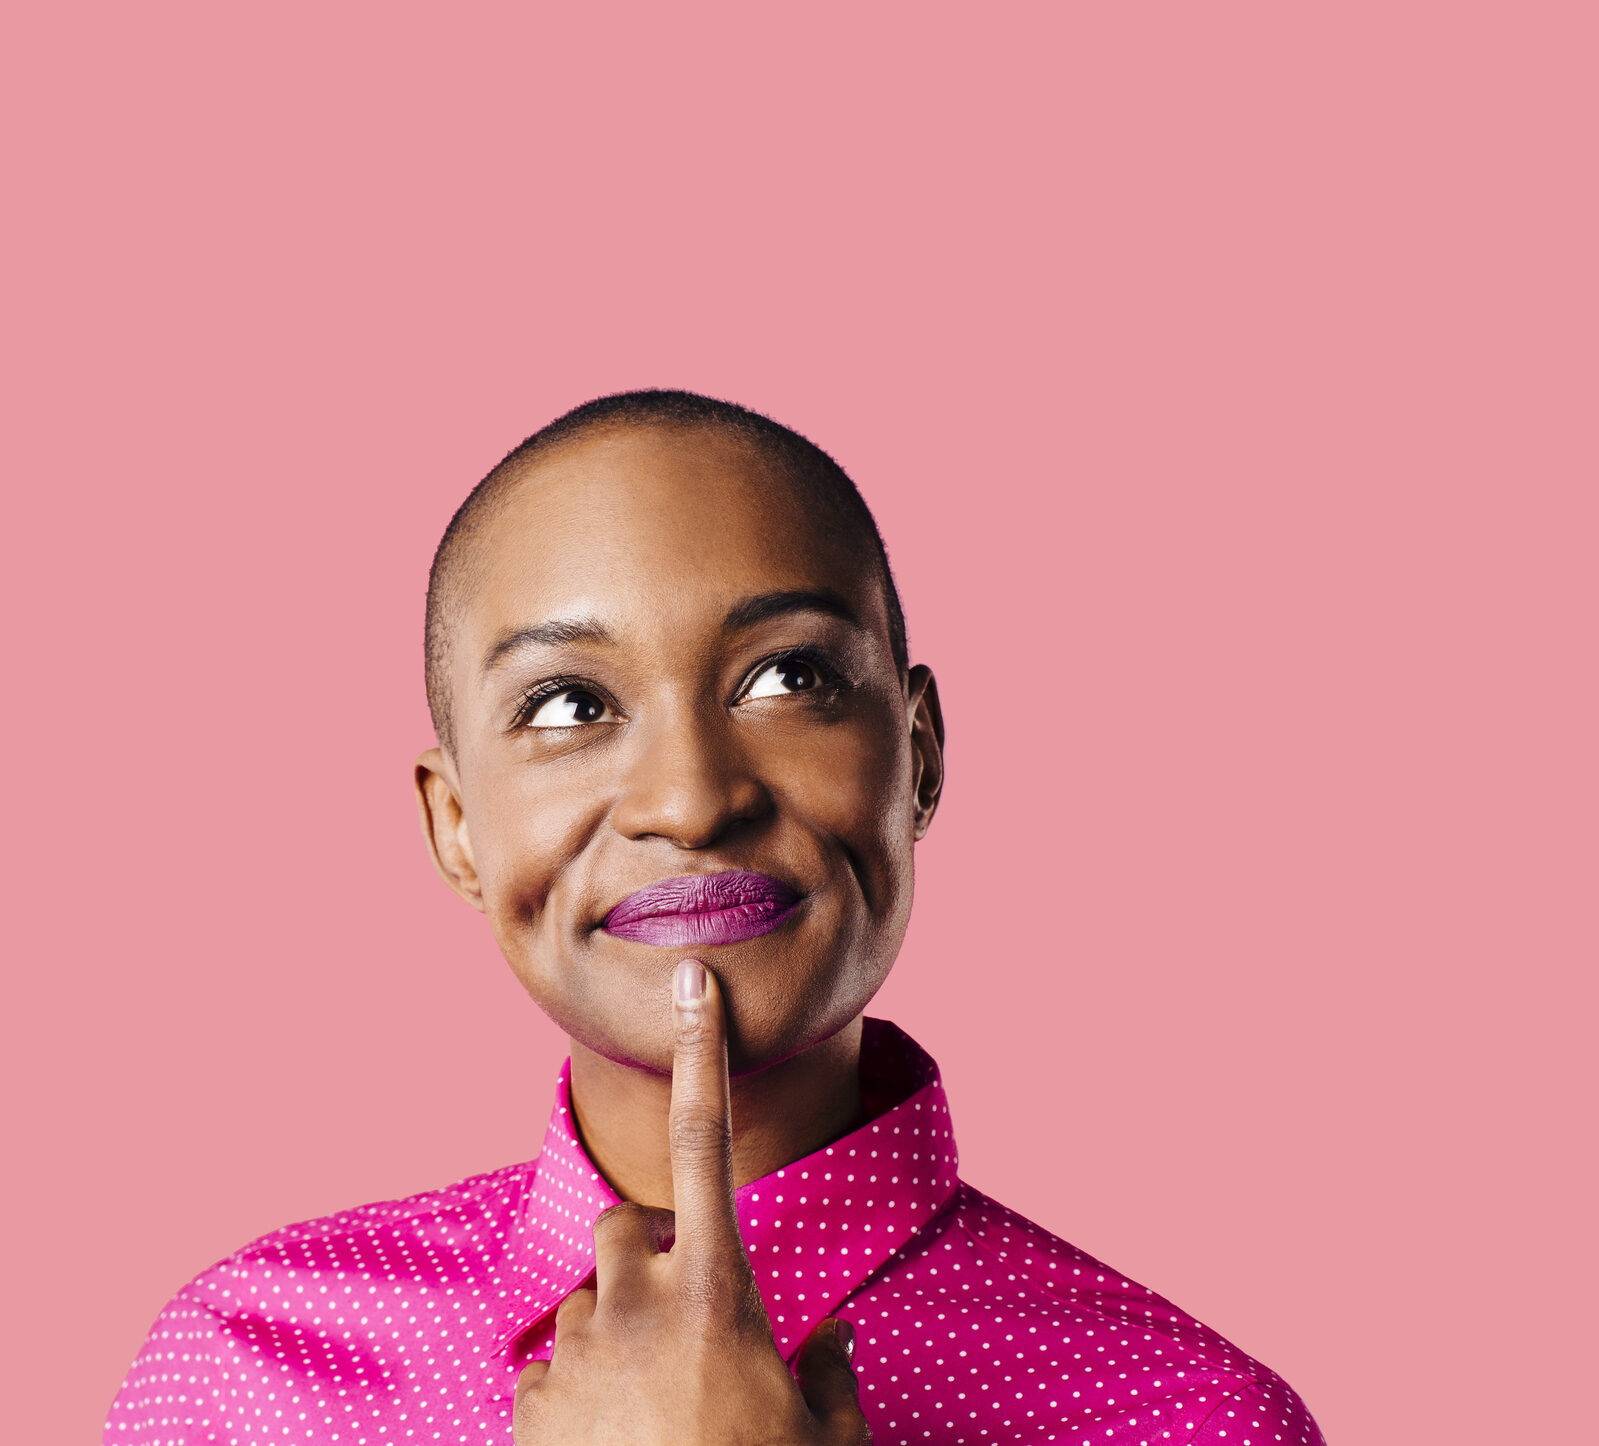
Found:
[512,957,871,1445]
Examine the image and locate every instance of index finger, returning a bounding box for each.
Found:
[667,957,744,1274]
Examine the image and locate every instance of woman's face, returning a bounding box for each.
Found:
[416,423,943,1076]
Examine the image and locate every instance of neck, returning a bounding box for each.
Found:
[567,1016,865,1210]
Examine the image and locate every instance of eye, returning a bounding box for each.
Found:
[522,688,618,728]
[744,654,827,700]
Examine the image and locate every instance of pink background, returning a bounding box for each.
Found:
[5,6,1593,1444]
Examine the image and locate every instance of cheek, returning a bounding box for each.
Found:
[793,709,917,901]
[779,716,918,1038]
[466,771,597,958]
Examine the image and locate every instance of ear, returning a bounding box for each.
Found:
[414,748,486,911]
[905,664,945,840]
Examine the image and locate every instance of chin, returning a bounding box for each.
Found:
[721,981,884,1079]
[553,989,861,1080]
[508,922,891,1075]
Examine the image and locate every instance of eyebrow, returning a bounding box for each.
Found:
[724,587,861,633]
[480,588,863,678]
[481,616,615,676]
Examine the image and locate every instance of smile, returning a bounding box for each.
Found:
[601,871,803,947]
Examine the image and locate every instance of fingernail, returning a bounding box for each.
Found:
[674,957,706,1005]
[835,1318,855,1360]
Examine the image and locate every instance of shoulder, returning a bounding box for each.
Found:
[107,1159,539,1442]
[1190,1378,1326,1445]
[172,1157,537,1320]
[115,1158,537,1375]
[947,1182,1295,1377]
[108,1159,536,1419]
[891,1181,1249,1346]
[846,1180,1325,1445]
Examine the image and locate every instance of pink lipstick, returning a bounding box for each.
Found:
[602,871,802,947]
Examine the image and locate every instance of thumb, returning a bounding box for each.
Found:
[794,1316,865,1433]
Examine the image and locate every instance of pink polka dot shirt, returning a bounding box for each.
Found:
[107,1019,1324,1444]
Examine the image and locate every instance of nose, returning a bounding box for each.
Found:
[609,701,772,849]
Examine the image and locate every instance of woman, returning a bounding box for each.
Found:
[107,390,1324,1444]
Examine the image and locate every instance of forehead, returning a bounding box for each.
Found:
[459,424,882,656]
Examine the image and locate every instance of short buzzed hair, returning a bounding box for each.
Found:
[424,389,909,758]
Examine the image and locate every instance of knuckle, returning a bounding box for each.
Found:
[594,1200,677,1256]
[548,1323,591,1373]
[554,1286,594,1330]
[675,1003,711,1039]
[592,1200,644,1235]
[668,1111,732,1162]
[511,1374,546,1432]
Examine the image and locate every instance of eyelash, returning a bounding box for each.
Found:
[508,674,596,730]
[509,647,848,731]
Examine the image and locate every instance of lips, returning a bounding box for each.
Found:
[602,870,803,947]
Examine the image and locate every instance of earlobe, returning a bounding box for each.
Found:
[905,665,945,840]
[413,748,486,912]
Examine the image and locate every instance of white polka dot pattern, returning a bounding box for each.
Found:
[106,1019,1324,1444]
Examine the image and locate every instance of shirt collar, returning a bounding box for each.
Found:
[490,1016,960,1362]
